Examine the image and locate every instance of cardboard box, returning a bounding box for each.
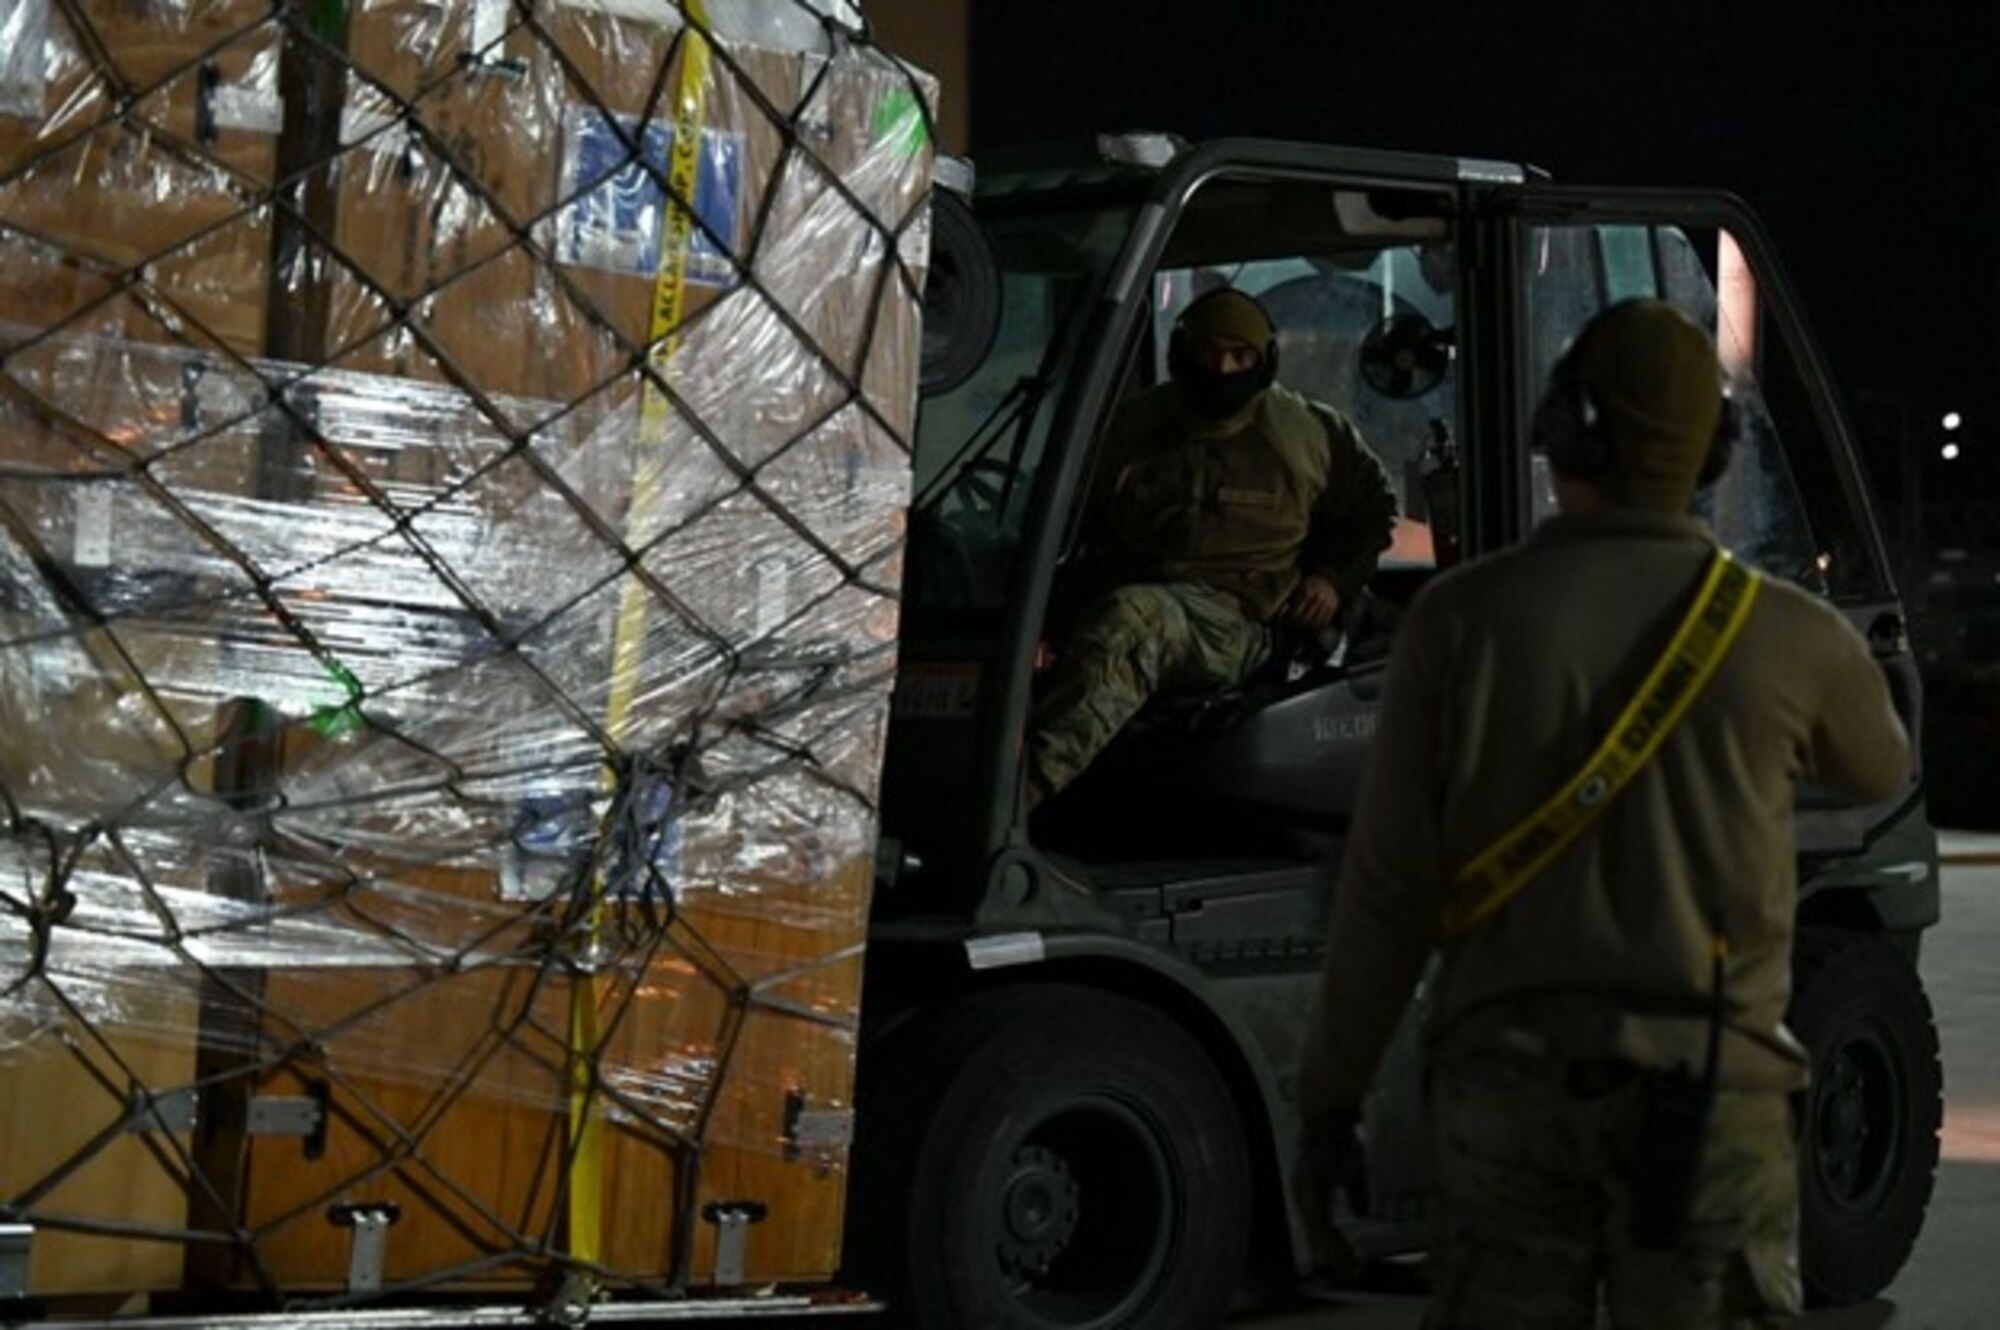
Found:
[0,1011,199,1296]
[0,0,280,359]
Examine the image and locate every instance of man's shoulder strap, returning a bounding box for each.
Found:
[1440,549,1762,943]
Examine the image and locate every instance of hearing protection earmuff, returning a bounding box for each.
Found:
[1534,322,1738,490]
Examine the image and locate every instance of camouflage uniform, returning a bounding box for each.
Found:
[1028,380,1395,802]
[1426,1049,1799,1329]
[1027,582,1270,797]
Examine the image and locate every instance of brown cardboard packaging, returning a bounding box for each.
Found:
[0,1012,199,1296]
[321,0,804,411]
[0,0,279,359]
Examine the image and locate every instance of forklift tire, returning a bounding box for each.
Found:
[846,983,1250,1330]
[1789,927,1942,1306]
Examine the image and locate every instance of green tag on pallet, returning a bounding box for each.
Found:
[309,660,365,739]
[874,85,929,158]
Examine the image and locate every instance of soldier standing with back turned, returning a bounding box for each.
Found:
[1294,300,1911,1328]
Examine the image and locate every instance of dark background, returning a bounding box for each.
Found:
[964,0,2000,517]
[958,1,2000,819]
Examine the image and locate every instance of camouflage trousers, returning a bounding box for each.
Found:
[1425,1048,1801,1330]
[1027,581,1268,803]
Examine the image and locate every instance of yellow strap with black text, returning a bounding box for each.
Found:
[567,0,716,1267]
[1440,550,1760,943]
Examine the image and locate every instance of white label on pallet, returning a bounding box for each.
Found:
[550,0,682,30]
[965,932,1047,970]
[545,0,858,46]
[72,486,113,569]
[209,83,284,135]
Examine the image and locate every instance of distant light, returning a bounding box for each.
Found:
[1943,411,1964,431]
[1942,442,1962,461]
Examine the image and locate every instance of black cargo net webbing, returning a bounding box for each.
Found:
[0,0,934,1309]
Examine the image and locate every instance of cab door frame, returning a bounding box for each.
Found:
[1482,183,1925,860]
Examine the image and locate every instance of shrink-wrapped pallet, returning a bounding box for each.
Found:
[0,0,932,1308]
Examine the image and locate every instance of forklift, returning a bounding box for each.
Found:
[845,134,1943,1329]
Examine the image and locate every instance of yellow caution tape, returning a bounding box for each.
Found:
[1440,550,1760,942]
[567,0,716,1268]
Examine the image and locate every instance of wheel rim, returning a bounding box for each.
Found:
[990,1099,1176,1328]
[1811,1021,1904,1212]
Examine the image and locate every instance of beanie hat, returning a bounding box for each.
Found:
[1568,300,1724,512]
[1177,288,1275,351]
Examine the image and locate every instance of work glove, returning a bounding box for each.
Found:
[1291,1111,1370,1286]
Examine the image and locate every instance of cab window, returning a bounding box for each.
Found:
[1523,222,1881,599]
[908,198,1137,612]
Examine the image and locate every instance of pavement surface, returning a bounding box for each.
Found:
[1228,830,2000,1329]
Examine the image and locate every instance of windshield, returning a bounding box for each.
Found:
[906,198,1137,611]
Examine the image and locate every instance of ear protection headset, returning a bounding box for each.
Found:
[1534,318,1738,490]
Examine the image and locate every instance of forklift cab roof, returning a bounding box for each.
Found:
[970,132,1531,202]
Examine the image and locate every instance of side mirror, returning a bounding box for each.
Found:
[1358,312,1453,401]
[919,161,1002,397]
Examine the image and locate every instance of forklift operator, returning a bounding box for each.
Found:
[1025,286,1397,809]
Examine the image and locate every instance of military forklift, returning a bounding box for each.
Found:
[837,134,1944,1329]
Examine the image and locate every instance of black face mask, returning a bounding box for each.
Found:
[1175,361,1268,420]
[1167,331,1279,420]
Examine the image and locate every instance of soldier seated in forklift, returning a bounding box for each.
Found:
[1024,285,1412,865]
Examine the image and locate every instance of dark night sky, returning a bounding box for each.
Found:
[966,1,2000,499]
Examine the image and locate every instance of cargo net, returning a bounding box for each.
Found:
[0,0,933,1308]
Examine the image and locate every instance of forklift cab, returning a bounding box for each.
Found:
[887,137,1906,897]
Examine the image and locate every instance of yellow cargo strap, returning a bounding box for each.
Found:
[1440,550,1760,943]
[567,0,716,1267]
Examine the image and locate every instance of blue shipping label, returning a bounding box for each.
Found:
[558,106,743,287]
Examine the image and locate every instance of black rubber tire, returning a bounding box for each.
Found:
[1789,927,1943,1306]
[844,983,1250,1330]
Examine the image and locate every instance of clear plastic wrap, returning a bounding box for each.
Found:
[0,0,933,1301]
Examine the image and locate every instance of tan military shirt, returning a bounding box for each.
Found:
[1079,382,1397,622]
[1298,509,1912,1117]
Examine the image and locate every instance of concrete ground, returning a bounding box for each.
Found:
[1232,832,2000,1329]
